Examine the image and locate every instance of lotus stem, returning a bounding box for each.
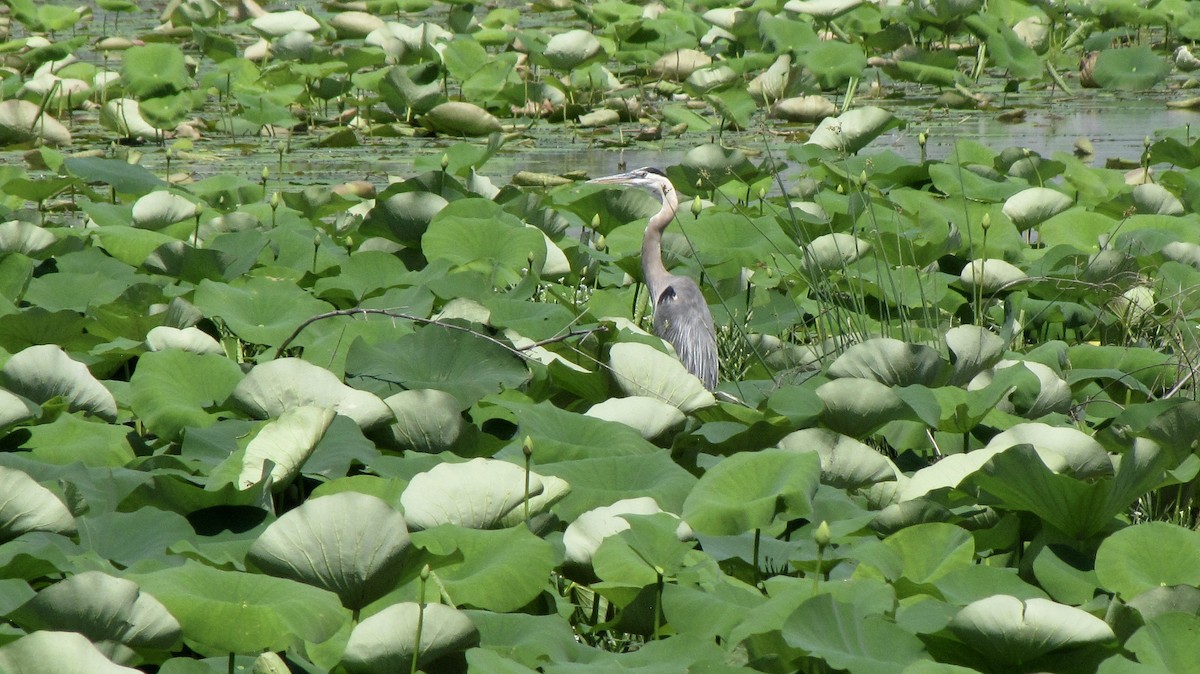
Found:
[752,528,761,584]
[412,565,430,674]
[653,568,664,640]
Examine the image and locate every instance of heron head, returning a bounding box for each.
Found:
[587,167,674,196]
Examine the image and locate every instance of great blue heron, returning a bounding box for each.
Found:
[588,167,718,390]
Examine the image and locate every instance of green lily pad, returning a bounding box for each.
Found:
[1091,47,1171,91]
[1002,187,1073,230]
[383,389,464,453]
[1095,522,1200,600]
[421,102,502,137]
[230,358,393,430]
[827,337,947,386]
[682,448,820,535]
[237,405,336,490]
[544,29,603,70]
[0,631,141,674]
[807,106,897,154]
[607,342,715,413]
[777,428,899,489]
[584,396,686,439]
[0,465,77,542]
[0,100,71,146]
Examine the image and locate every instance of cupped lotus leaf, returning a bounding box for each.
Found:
[544,29,603,70]
[607,342,716,413]
[144,325,224,355]
[1132,183,1184,216]
[342,602,478,673]
[130,560,347,655]
[251,10,320,37]
[100,99,160,140]
[686,64,738,93]
[400,457,568,530]
[0,220,56,256]
[248,492,410,609]
[1091,47,1171,91]
[0,465,77,542]
[945,325,1005,385]
[11,571,180,649]
[1125,613,1200,672]
[784,0,864,19]
[749,55,792,105]
[959,259,1027,294]
[899,446,1007,501]
[972,359,1071,418]
[827,337,948,387]
[777,428,899,489]
[563,497,682,569]
[948,595,1115,664]
[132,191,199,229]
[239,405,335,490]
[383,389,464,453]
[1,344,117,421]
[910,0,984,25]
[1002,187,1073,230]
[421,199,546,287]
[584,396,686,439]
[781,594,928,673]
[0,631,142,674]
[231,358,393,430]
[816,377,916,437]
[807,106,896,154]
[0,388,39,429]
[21,74,91,109]
[804,40,868,90]
[804,232,871,270]
[274,30,315,61]
[120,44,190,98]
[984,423,1112,479]
[683,448,821,535]
[1013,16,1049,54]
[1110,286,1156,324]
[331,11,385,38]
[773,95,836,123]
[651,48,711,81]
[1095,522,1200,600]
[64,155,165,196]
[421,102,502,137]
[1163,241,1200,269]
[0,99,70,146]
[363,190,447,246]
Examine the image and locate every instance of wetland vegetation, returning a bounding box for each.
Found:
[3,0,1200,672]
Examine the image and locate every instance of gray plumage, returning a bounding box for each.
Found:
[588,167,718,390]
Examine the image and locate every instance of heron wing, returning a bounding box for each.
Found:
[653,277,718,390]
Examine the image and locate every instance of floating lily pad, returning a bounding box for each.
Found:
[1091,47,1171,91]
[1,344,117,421]
[0,465,77,542]
[0,631,140,674]
[0,100,70,146]
[949,595,1114,664]
[230,358,393,430]
[1002,187,1073,230]
[584,396,686,439]
[420,102,502,137]
[251,10,321,37]
[807,106,897,154]
[607,342,715,413]
[400,457,569,530]
[544,29,603,70]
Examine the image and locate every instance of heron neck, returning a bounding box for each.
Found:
[642,192,678,302]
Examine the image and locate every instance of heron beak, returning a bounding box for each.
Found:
[587,170,642,185]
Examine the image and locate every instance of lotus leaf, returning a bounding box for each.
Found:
[1095,522,1200,600]
[971,359,1071,418]
[983,423,1111,479]
[421,102,503,137]
[804,232,872,270]
[683,448,820,535]
[584,396,685,439]
[144,326,224,355]
[651,49,711,81]
[0,631,141,674]
[948,595,1114,664]
[251,10,321,37]
[563,497,693,573]
[100,99,161,140]
[607,342,715,412]
[400,457,568,530]
[413,524,556,611]
[1124,613,1200,672]
[750,55,792,106]
[230,357,393,430]
[817,377,918,437]
[777,428,899,489]
[130,560,347,655]
[383,388,464,452]
[784,0,865,19]
[1131,183,1184,216]
[807,106,896,154]
[248,492,410,609]
[544,29,603,70]
[1091,47,1171,91]
[11,571,181,650]
[363,190,448,246]
[782,594,928,673]
[120,44,190,99]
[944,325,1004,385]
[0,99,70,146]
[0,388,38,429]
[773,95,836,123]
[959,259,1027,293]
[1002,187,1073,230]
[1,344,117,421]
[131,191,199,230]
[237,405,335,490]
[828,337,947,387]
[0,220,56,257]
[0,465,77,542]
[342,602,478,673]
